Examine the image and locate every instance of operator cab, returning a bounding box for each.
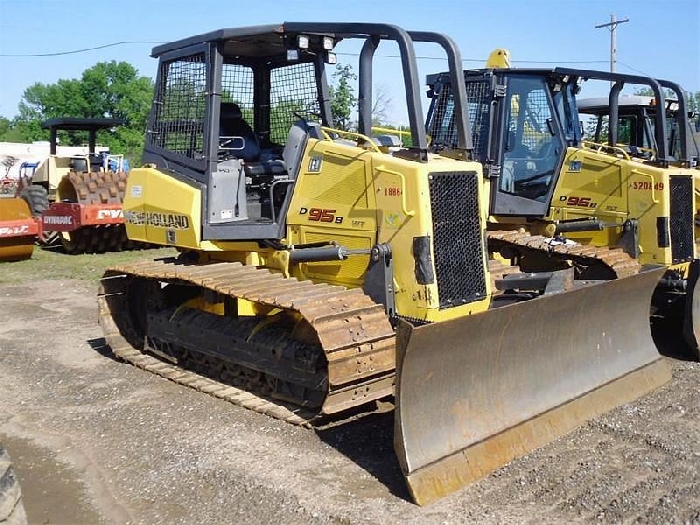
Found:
[577,95,700,163]
[144,28,338,239]
[143,23,448,242]
[426,67,695,217]
[427,68,580,215]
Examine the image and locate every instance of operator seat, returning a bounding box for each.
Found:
[219,102,261,162]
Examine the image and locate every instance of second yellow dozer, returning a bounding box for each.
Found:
[426,65,700,361]
[97,23,670,505]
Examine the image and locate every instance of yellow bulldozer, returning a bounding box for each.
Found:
[425,63,700,359]
[578,93,700,167]
[97,23,671,505]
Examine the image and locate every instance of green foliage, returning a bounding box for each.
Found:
[0,61,154,165]
[328,64,357,131]
[690,91,700,114]
[0,117,10,137]
[269,99,308,144]
[688,92,700,130]
[584,115,607,142]
[0,246,177,284]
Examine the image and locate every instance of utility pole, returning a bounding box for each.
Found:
[595,14,630,78]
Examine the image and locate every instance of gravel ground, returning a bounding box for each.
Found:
[0,279,698,524]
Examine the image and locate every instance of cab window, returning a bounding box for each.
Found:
[499,76,564,203]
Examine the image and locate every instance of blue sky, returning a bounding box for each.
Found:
[0,0,698,125]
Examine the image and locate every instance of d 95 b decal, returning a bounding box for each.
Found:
[559,195,597,208]
[300,207,344,224]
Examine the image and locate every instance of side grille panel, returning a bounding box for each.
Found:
[428,171,487,309]
[669,175,694,262]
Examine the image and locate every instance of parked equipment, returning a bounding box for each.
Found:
[24,118,141,253]
[426,66,700,359]
[0,196,39,261]
[97,23,670,505]
[578,95,700,167]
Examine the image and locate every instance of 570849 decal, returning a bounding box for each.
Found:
[299,207,344,224]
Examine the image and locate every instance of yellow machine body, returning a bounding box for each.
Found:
[99,25,673,508]
[490,146,697,266]
[124,134,492,323]
[552,148,696,264]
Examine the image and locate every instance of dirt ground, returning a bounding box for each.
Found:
[1,277,699,525]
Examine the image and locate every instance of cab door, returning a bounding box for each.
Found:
[491,75,567,217]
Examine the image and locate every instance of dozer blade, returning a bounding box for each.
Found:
[682,260,700,360]
[394,266,671,506]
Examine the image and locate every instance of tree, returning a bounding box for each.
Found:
[0,61,154,164]
[328,64,397,132]
[686,91,700,131]
[0,117,10,138]
[583,115,607,142]
[328,64,357,131]
[371,83,393,126]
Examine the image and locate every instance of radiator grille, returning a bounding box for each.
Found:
[429,171,487,309]
[669,175,694,262]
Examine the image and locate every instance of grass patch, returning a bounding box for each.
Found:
[0,246,178,285]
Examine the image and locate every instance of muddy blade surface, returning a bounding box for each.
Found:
[394,267,671,506]
[682,260,700,360]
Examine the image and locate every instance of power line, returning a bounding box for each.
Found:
[509,59,610,65]
[0,41,619,66]
[338,52,611,66]
[0,41,165,57]
[617,61,653,78]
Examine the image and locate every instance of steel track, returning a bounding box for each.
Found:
[98,258,396,426]
[487,230,643,278]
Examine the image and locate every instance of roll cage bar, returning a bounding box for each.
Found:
[552,68,691,167]
[149,22,474,164]
[426,66,693,168]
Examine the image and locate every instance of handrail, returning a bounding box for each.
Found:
[630,169,659,204]
[320,127,382,153]
[582,140,631,160]
[371,126,412,137]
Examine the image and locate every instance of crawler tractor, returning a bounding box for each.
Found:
[578,94,700,166]
[97,23,670,505]
[426,66,700,358]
